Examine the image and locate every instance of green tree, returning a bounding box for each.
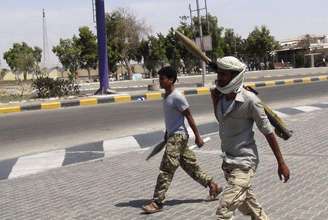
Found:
[76,26,97,79]
[165,28,183,71]
[245,25,279,62]
[222,28,243,57]
[175,16,200,74]
[173,14,224,73]
[3,42,42,80]
[106,8,149,79]
[138,34,167,77]
[192,14,225,61]
[52,37,80,77]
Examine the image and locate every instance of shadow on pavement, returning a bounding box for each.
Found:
[115,198,208,209]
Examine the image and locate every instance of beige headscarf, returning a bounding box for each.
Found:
[215,56,247,94]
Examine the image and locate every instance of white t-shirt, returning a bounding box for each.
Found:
[163,89,189,136]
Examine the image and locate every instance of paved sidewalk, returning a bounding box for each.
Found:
[0,109,328,219]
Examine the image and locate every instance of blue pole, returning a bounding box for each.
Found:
[95,0,109,93]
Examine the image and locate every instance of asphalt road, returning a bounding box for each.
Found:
[1,80,328,160]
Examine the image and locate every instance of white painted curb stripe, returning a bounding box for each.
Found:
[8,150,65,179]
[292,106,321,112]
[103,136,140,157]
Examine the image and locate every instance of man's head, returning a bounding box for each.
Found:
[158,66,177,89]
[214,56,247,94]
[216,69,240,87]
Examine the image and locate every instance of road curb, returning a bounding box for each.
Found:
[1,75,328,115]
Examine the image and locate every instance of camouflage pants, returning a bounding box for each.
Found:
[153,133,213,204]
[216,162,269,220]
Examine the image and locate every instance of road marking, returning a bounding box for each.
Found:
[292,106,321,112]
[197,87,210,95]
[284,79,294,85]
[244,82,256,88]
[114,95,131,103]
[80,98,97,106]
[273,110,289,118]
[103,136,140,157]
[302,77,312,84]
[264,81,275,87]
[8,150,65,179]
[145,92,162,100]
[41,102,61,110]
[0,106,20,114]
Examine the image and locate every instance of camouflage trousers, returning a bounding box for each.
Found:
[153,133,213,204]
[216,162,269,220]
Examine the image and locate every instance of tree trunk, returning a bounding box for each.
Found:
[123,58,132,80]
[23,72,27,81]
[15,72,19,81]
[87,68,91,80]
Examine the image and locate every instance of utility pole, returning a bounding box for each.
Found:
[94,0,111,94]
[189,0,209,87]
[42,9,49,69]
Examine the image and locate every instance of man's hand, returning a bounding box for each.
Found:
[265,133,290,183]
[278,162,290,183]
[195,136,204,148]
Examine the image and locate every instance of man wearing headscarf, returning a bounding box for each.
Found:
[210,56,290,220]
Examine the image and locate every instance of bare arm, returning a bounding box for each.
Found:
[265,133,290,183]
[182,108,204,147]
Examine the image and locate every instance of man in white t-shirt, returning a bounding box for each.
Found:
[142,66,222,214]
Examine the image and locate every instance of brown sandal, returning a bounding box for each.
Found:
[142,200,163,214]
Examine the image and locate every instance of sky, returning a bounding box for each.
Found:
[0,0,327,68]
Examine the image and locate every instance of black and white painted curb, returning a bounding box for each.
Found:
[1,102,328,181]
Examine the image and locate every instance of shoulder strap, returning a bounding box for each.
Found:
[210,88,221,122]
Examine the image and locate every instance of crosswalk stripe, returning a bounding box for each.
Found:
[292,106,321,112]
[103,136,141,157]
[8,150,65,179]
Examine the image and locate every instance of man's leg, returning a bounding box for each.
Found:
[238,186,269,220]
[180,140,222,199]
[216,164,253,220]
[180,146,212,187]
[143,134,182,213]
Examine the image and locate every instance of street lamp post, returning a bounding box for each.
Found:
[196,0,206,87]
